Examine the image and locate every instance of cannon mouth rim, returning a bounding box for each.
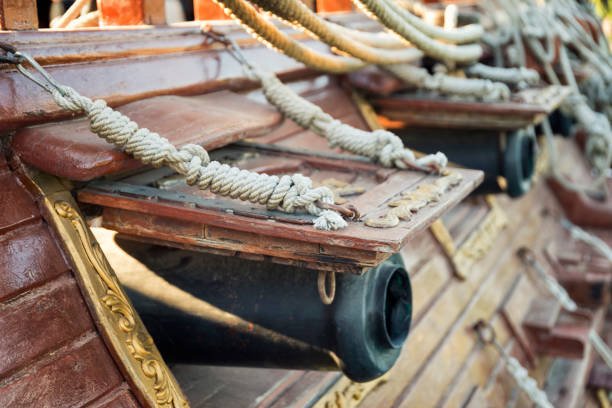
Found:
[381,265,412,349]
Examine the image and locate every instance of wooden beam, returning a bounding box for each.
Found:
[97,0,165,26]
[0,0,38,30]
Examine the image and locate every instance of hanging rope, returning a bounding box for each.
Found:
[351,0,483,63]
[203,30,448,173]
[491,0,612,197]
[385,64,511,101]
[249,0,424,65]
[473,320,554,408]
[9,51,350,231]
[464,63,540,89]
[212,0,367,73]
[561,218,612,264]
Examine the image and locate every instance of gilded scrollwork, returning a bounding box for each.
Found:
[53,199,188,408]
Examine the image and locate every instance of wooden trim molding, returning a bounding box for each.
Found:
[30,171,189,408]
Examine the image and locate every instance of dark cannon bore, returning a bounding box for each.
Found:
[116,239,412,382]
[399,127,536,197]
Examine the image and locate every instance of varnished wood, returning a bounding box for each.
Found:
[12,92,282,180]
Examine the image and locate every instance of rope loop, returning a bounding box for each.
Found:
[317,270,336,305]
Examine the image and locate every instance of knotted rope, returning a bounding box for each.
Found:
[252,67,448,171]
[204,30,448,172]
[464,63,540,89]
[13,52,347,231]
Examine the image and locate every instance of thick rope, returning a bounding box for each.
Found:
[352,0,483,63]
[474,322,553,408]
[385,63,512,101]
[378,0,484,44]
[15,54,347,231]
[247,66,447,170]
[250,0,424,65]
[499,0,612,196]
[464,63,540,89]
[213,0,367,73]
[561,218,612,264]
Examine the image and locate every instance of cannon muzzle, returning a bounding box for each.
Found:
[399,128,536,197]
[118,240,412,382]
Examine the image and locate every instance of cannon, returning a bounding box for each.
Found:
[117,240,413,382]
[398,127,536,197]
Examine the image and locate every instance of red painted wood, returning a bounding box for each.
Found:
[0,276,94,377]
[0,223,69,302]
[12,92,282,180]
[548,179,612,228]
[87,388,141,408]
[0,336,124,408]
[0,171,40,234]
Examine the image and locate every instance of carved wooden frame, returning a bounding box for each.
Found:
[430,195,508,279]
[30,171,188,408]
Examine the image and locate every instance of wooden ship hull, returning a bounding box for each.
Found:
[1,0,611,407]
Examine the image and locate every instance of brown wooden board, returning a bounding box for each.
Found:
[373,85,571,131]
[11,91,282,181]
[78,143,483,273]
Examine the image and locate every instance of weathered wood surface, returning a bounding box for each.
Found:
[124,172,570,407]
[372,85,572,130]
[0,19,360,131]
[76,80,482,272]
[12,91,282,180]
[0,152,147,408]
[0,0,38,30]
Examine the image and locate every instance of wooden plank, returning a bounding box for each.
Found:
[86,387,141,408]
[0,31,325,131]
[359,184,554,407]
[0,222,69,302]
[78,165,481,260]
[374,86,571,131]
[0,0,38,30]
[0,335,124,408]
[0,275,94,378]
[12,92,282,180]
[0,170,40,234]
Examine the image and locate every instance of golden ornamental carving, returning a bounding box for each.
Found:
[53,200,188,408]
[313,375,387,408]
[431,195,508,279]
[53,200,187,408]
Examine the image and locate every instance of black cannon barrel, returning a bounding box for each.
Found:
[398,127,536,197]
[118,240,412,382]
